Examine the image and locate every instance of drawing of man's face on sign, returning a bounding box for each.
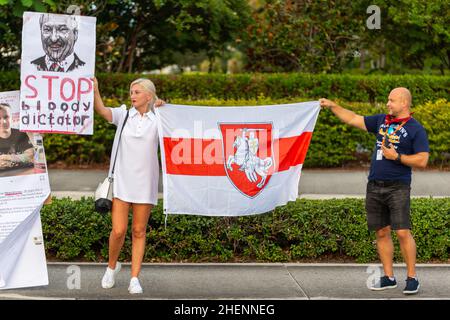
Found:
[31,14,85,72]
[41,14,78,61]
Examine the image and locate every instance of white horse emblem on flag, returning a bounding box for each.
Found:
[227,128,273,188]
[219,123,274,198]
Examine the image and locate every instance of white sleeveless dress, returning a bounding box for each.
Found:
[108,105,159,204]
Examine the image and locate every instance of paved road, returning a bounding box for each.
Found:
[1,263,449,300]
[48,168,450,199]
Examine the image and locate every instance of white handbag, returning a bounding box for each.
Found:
[94,177,113,213]
[94,110,129,213]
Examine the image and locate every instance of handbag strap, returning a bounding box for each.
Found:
[110,110,129,177]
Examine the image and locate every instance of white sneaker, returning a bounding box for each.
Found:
[101,262,121,289]
[128,277,143,294]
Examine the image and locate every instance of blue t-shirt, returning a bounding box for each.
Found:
[364,114,429,184]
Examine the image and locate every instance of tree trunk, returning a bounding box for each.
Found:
[116,40,129,73]
[124,31,139,73]
[124,17,144,74]
[208,55,214,73]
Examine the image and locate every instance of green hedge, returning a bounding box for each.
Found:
[41,197,450,263]
[41,98,450,168]
[2,71,447,167]
[1,72,449,104]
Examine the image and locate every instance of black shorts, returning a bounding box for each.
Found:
[365,180,411,231]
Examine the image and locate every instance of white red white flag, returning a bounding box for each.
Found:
[156,102,320,216]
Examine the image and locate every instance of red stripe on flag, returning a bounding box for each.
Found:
[275,132,313,172]
[163,138,225,176]
[163,132,313,176]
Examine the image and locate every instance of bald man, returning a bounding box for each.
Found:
[320,87,429,295]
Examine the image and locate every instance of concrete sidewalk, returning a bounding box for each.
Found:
[1,263,449,300]
[48,168,450,200]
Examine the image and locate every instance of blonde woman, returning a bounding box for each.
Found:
[93,77,164,294]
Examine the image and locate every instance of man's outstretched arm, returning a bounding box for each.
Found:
[319,98,367,131]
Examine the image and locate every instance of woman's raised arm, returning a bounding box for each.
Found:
[93,77,112,123]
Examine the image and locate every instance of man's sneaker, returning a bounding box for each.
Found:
[403,277,420,295]
[101,262,121,289]
[128,277,143,294]
[370,276,397,291]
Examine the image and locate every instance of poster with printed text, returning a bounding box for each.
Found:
[19,11,96,135]
[0,90,50,290]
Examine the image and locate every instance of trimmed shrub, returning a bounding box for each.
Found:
[413,99,450,169]
[41,197,450,263]
[1,72,449,104]
[40,98,449,168]
[2,71,447,167]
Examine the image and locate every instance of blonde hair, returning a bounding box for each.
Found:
[130,78,158,111]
